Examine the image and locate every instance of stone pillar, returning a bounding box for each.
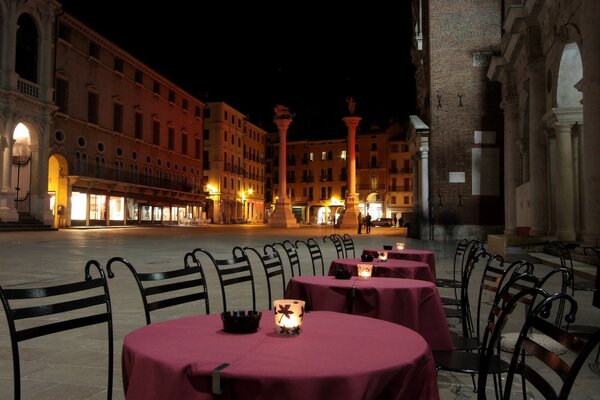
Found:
[419,143,429,223]
[502,97,519,234]
[528,59,549,236]
[269,116,298,228]
[581,0,600,246]
[340,116,361,229]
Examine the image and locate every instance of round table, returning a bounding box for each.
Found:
[285,276,453,351]
[328,257,434,282]
[362,248,436,278]
[122,311,440,400]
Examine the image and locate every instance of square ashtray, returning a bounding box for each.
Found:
[221,310,262,334]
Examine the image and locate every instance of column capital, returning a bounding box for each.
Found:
[273,117,293,132]
[500,96,519,111]
[543,107,583,128]
[342,116,362,128]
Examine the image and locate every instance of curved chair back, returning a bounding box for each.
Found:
[273,240,302,277]
[192,247,255,312]
[106,255,210,324]
[245,245,285,308]
[323,234,344,259]
[295,238,325,275]
[0,260,113,400]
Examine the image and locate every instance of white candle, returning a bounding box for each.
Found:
[279,314,299,328]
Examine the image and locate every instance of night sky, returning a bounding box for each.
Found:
[59,1,416,138]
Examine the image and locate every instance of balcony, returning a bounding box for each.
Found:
[389,167,399,174]
[302,176,315,183]
[401,168,413,173]
[358,183,386,191]
[17,78,40,99]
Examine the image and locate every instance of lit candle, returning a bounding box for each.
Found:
[378,251,388,262]
[395,242,405,250]
[273,299,305,335]
[357,264,372,279]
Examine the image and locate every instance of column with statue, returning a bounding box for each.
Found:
[269,105,299,228]
[340,97,361,230]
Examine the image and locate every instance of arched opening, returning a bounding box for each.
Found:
[15,13,39,83]
[11,123,32,213]
[48,154,69,228]
[557,43,583,108]
[360,192,383,219]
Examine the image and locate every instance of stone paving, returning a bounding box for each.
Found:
[0,225,598,399]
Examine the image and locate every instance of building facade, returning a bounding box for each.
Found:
[410,0,504,240]
[203,102,266,224]
[266,125,413,226]
[1,2,207,228]
[488,0,599,245]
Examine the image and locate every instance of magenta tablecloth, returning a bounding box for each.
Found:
[329,258,435,283]
[362,248,436,279]
[285,276,453,352]
[122,311,440,400]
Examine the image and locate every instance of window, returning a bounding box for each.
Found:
[391,178,397,191]
[134,69,143,84]
[203,150,209,169]
[371,143,378,151]
[135,111,143,139]
[195,138,201,159]
[113,103,123,133]
[182,99,188,111]
[168,127,174,150]
[309,152,314,162]
[401,144,409,152]
[203,129,209,140]
[370,156,377,168]
[391,196,397,204]
[57,22,71,42]
[114,57,124,73]
[55,78,69,113]
[152,119,160,145]
[195,105,201,117]
[87,91,99,124]
[181,132,188,155]
[153,81,160,95]
[321,151,326,161]
[224,111,228,120]
[391,144,399,153]
[203,108,210,118]
[404,196,410,204]
[340,150,347,160]
[89,41,100,59]
[168,90,175,103]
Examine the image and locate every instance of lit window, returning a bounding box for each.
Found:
[341,150,347,160]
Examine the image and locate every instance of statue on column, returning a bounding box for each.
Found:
[346,97,356,115]
[273,104,294,119]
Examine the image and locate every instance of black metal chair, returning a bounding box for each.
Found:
[273,240,302,277]
[0,260,113,400]
[191,247,256,312]
[106,254,210,324]
[323,234,345,259]
[438,239,482,312]
[294,238,325,275]
[244,245,285,308]
[480,292,600,400]
[546,240,595,296]
[332,233,355,258]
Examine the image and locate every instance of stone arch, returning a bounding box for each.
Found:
[15,12,39,83]
[556,42,583,108]
[48,153,69,228]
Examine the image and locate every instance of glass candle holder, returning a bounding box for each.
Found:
[378,251,388,262]
[273,299,305,335]
[395,242,405,250]
[357,264,373,279]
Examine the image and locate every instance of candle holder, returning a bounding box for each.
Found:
[378,251,388,262]
[395,242,405,250]
[273,299,305,335]
[357,264,373,279]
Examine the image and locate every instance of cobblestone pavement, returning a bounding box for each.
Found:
[0,226,598,399]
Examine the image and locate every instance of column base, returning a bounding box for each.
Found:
[0,191,19,222]
[269,203,299,228]
[555,230,576,242]
[340,203,359,229]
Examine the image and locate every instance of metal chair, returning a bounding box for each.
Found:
[244,245,285,308]
[295,238,325,275]
[273,240,302,277]
[0,260,113,400]
[106,254,210,324]
[323,234,345,259]
[191,247,256,312]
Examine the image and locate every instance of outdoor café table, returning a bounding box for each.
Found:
[122,311,440,400]
[328,258,435,283]
[285,276,453,352]
[362,248,436,279]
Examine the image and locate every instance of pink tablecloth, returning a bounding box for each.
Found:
[363,248,436,279]
[122,311,439,400]
[285,276,453,351]
[329,258,434,282]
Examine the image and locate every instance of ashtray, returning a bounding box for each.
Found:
[222,310,262,334]
[383,245,393,250]
[361,254,374,262]
[334,268,352,280]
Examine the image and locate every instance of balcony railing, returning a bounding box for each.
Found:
[389,167,399,174]
[17,78,40,99]
[358,183,386,191]
[302,176,315,183]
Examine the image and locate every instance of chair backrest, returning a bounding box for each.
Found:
[341,234,356,258]
[295,238,325,275]
[323,234,345,259]
[192,247,255,312]
[545,241,575,289]
[502,293,600,400]
[106,255,210,325]
[273,240,302,277]
[0,260,113,400]
[245,245,285,308]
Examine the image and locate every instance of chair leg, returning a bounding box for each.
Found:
[470,373,477,392]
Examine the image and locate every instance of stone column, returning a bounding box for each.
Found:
[501,97,519,234]
[581,0,600,246]
[340,116,361,229]
[269,116,298,228]
[528,59,549,236]
[0,134,19,222]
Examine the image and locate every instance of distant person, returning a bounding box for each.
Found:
[393,215,398,227]
[365,213,372,234]
[357,212,363,234]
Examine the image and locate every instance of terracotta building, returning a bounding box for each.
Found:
[203,102,266,224]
